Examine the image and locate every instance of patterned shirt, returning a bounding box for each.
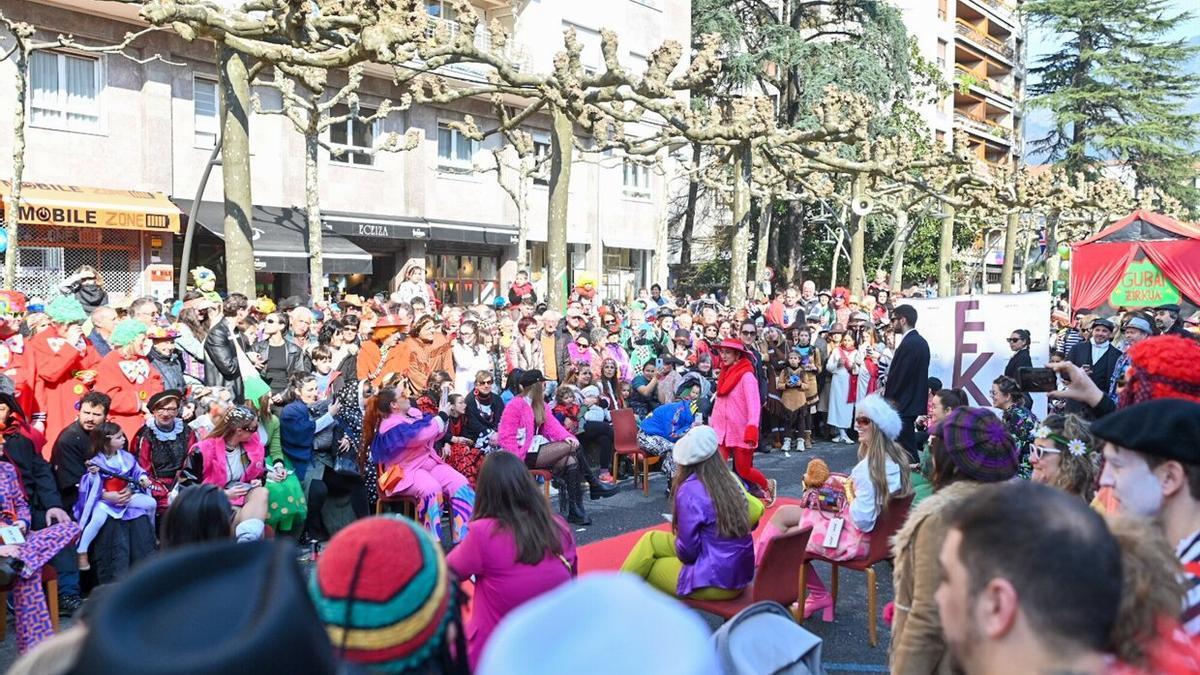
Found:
[1177,529,1200,636]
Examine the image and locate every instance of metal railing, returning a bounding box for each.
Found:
[955,19,1014,59]
[953,112,1014,143]
[954,65,1018,101]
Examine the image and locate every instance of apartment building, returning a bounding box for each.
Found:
[0,0,688,303]
[896,0,1025,167]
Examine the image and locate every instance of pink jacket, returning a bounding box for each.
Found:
[709,370,761,449]
[194,434,266,488]
[496,396,575,461]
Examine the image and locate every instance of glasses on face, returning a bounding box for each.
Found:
[1030,445,1061,462]
[854,416,872,427]
[156,406,179,414]
[266,319,282,325]
[1007,337,1022,343]
[239,424,259,434]
[741,329,756,336]
[478,379,494,385]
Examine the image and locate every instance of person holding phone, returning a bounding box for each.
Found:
[184,406,270,541]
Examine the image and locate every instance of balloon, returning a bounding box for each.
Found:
[0,228,8,254]
[1057,243,1070,259]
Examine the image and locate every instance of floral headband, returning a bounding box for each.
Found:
[1034,425,1089,457]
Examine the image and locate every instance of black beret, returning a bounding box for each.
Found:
[1091,318,1115,331]
[1091,399,1200,464]
[1156,304,1181,313]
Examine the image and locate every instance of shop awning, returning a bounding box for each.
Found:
[176,199,373,275]
[324,211,519,247]
[426,218,519,246]
[1,180,180,233]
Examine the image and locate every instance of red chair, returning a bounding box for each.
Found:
[0,566,59,641]
[684,525,812,621]
[610,408,658,496]
[803,494,914,647]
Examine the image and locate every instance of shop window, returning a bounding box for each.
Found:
[329,103,379,166]
[437,122,478,170]
[428,253,498,305]
[623,160,651,199]
[194,77,219,149]
[30,50,101,132]
[532,140,551,186]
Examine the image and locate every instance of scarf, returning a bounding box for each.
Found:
[510,282,534,298]
[839,347,859,405]
[716,355,754,397]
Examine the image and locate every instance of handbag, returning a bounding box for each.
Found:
[797,474,869,561]
[333,450,361,478]
[378,464,406,495]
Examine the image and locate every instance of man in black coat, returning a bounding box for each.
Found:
[204,292,250,403]
[1067,318,1121,415]
[883,304,930,462]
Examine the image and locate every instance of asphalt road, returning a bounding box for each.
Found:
[0,439,890,673]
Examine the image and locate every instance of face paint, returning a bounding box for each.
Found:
[1107,449,1165,517]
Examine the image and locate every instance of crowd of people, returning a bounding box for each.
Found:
[2,261,1200,674]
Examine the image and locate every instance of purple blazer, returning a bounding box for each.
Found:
[674,474,754,596]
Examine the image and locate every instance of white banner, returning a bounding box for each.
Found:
[906,292,1051,417]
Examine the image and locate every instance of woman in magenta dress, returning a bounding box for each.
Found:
[447,451,576,669]
[0,461,80,653]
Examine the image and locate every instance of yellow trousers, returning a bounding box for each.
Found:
[620,530,742,601]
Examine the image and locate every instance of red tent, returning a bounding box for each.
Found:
[1070,210,1200,312]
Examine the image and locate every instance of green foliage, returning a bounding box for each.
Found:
[1024,0,1200,212]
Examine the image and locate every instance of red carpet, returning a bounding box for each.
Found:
[577,497,802,575]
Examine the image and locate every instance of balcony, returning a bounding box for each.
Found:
[953,112,1012,143]
[955,19,1013,60]
[424,16,533,74]
[954,65,1018,103]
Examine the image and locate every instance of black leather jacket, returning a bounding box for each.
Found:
[203,320,245,402]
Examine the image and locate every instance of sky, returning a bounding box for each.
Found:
[1023,1,1200,162]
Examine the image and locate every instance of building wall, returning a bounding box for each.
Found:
[0,0,687,298]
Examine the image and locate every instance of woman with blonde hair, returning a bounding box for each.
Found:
[756,393,912,621]
[1030,413,1099,502]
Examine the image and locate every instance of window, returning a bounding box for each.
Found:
[429,253,498,305]
[936,40,947,69]
[937,0,947,20]
[532,140,551,186]
[437,122,478,169]
[329,103,378,166]
[194,77,219,149]
[623,160,651,198]
[30,51,101,132]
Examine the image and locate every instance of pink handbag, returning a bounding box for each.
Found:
[798,475,870,561]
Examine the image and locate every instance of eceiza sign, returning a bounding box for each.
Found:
[1109,258,1180,308]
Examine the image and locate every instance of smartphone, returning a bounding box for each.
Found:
[1017,367,1057,393]
[655,357,664,369]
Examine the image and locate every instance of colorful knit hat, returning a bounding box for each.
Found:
[933,407,1018,483]
[110,319,149,347]
[309,516,456,671]
[1119,335,1200,407]
[46,294,88,325]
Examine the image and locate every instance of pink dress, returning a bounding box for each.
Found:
[446,516,577,669]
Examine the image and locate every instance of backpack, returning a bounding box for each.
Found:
[712,601,825,675]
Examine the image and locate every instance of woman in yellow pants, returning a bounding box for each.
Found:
[621,425,763,599]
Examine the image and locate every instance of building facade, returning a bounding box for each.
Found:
[896,0,1025,166]
[0,0,687,303]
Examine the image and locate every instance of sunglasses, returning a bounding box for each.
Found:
[1030,445,1061,461]
[854,416,872,426]
[478,379,494,385]
[1007,337,1022,343]
[266,319,282,325]
[239,424,259,433]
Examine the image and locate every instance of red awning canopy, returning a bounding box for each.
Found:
[1070,211,1200,312]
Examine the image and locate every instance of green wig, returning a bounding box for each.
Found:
[110,319,149,347]
[46,295,88,325]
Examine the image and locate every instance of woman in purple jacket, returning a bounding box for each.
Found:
[620,425,763,600]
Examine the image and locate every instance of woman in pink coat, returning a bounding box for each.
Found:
[710,339,776,505]
[363,386,474,543]
[495,369,591,524]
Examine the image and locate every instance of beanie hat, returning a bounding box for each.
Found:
[109,319,148,347]
[309,516,456,672]
[674,425,719,466]
[46,294,88,325]
[1119,335,1200,407]
[579,385,601,400]
[934,407,1018,482]
[856,393,901,441]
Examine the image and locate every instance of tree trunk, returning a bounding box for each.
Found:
[728,144,752,307]
[938,195,957,297]
[4,45,28,290]
[679,142,701,269]
[546,106,573,311]
[218,46,256,296]
[755,202,772,290]
[1001,210,1019,293]
[783,201,804,284]
[847,176,867,296]
[890,209,910,293]
[305,121,323,301]
[515,155,530,270]
[1044,210,1062,286]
